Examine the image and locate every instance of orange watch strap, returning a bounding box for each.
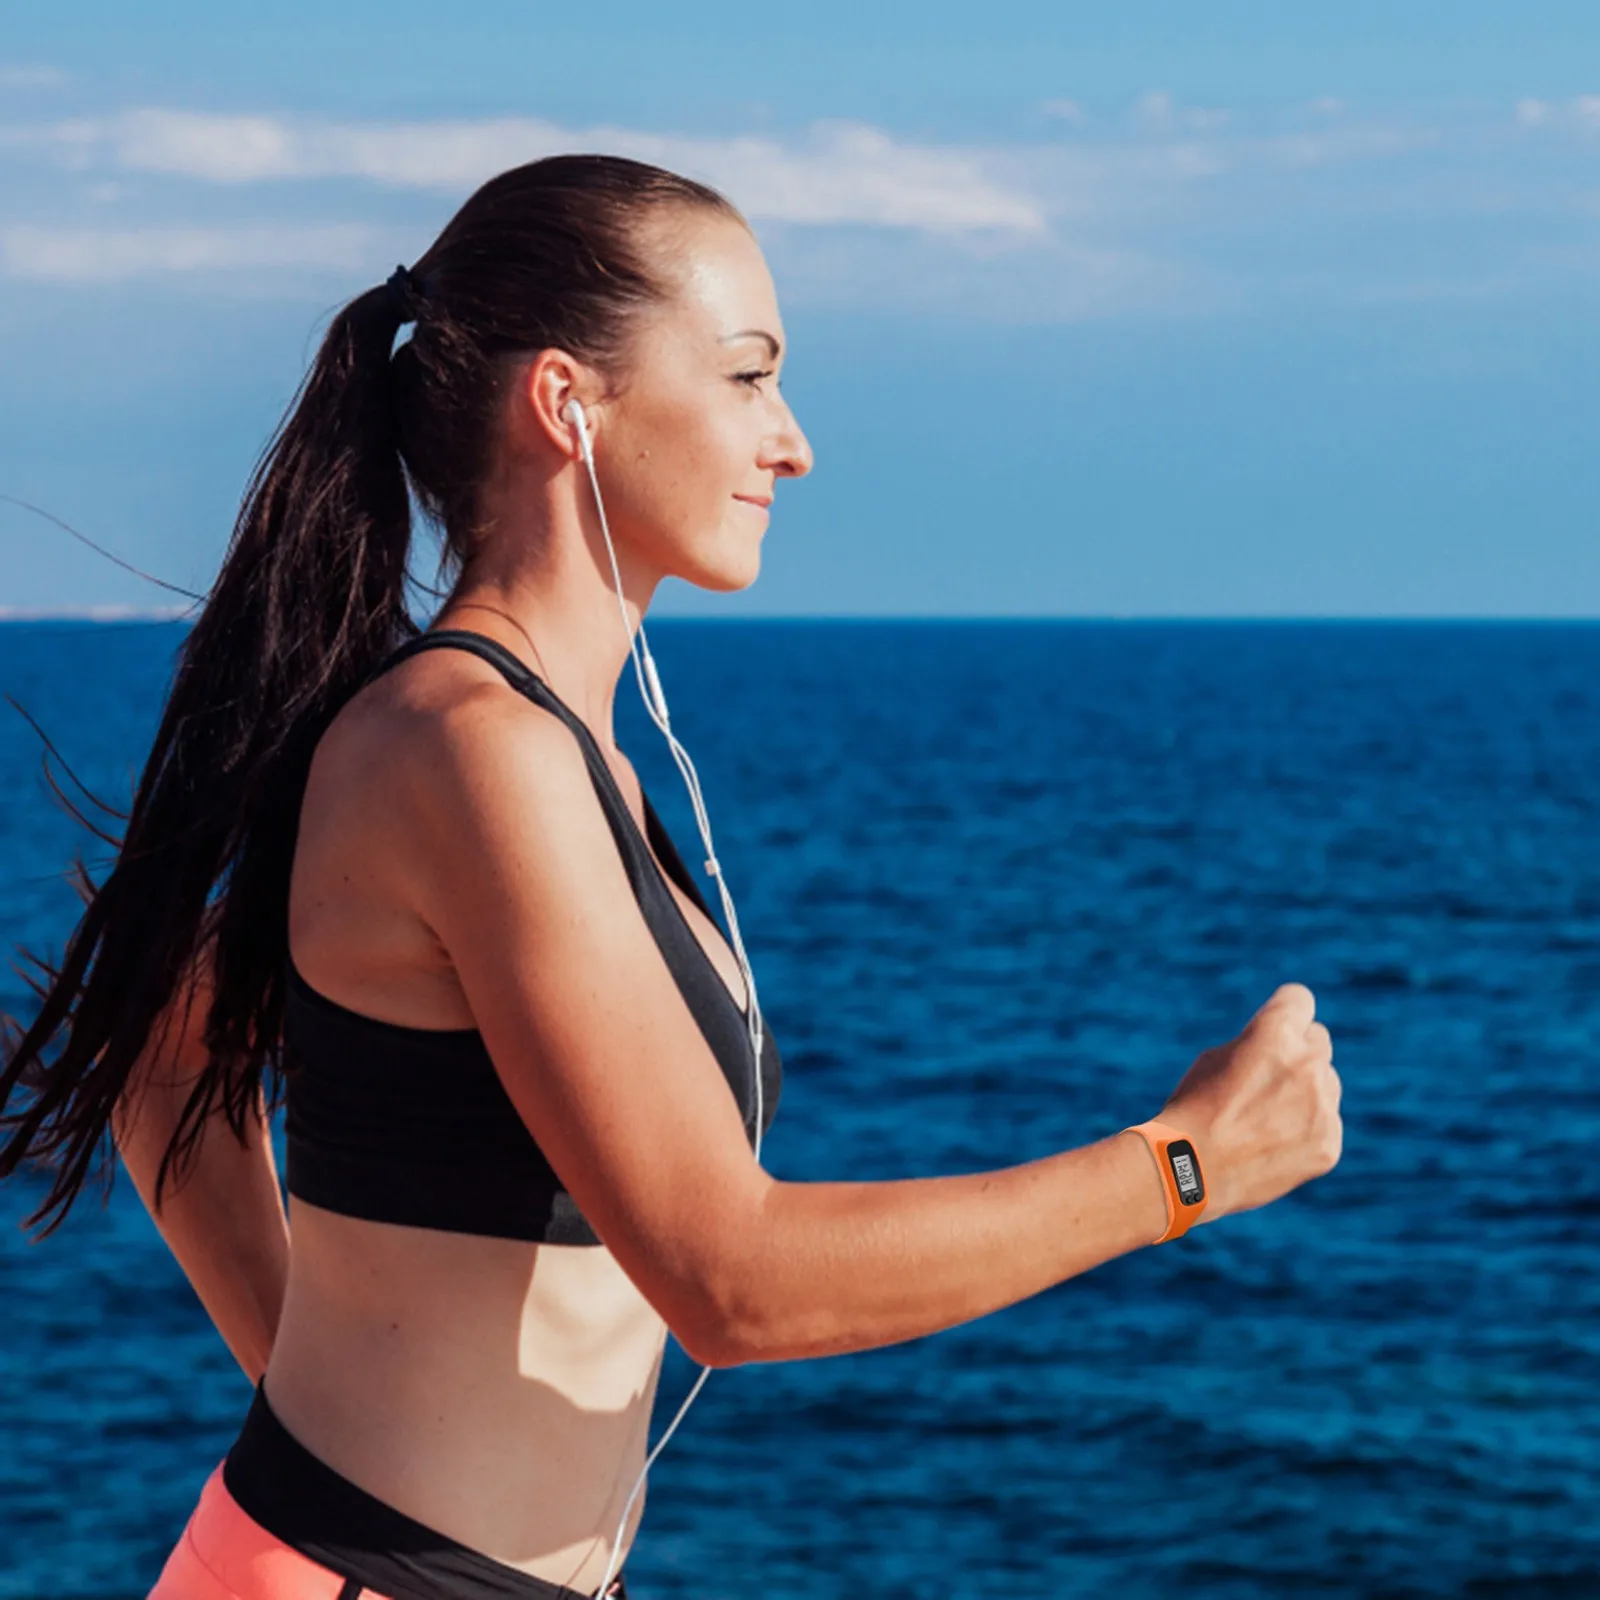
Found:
[1123,1118,1208,1244]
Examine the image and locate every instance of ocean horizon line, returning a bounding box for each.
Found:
[2,609,1600,627]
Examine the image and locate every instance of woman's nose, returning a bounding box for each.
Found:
[766,402,814,480]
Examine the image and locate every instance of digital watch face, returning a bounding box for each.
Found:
[1165,1139,1205,1206]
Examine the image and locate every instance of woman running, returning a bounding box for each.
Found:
[0,154,1343,1600]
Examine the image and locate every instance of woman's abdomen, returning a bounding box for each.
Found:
[262,1199,667,1591]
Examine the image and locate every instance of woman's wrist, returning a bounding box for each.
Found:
[1120,1117,1218,1243]
[1118,1127,1176,1246]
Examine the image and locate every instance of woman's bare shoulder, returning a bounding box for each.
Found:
[290,646,596,1017]
[317,646,584,792]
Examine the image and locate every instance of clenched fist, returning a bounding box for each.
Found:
[1161,984,1343,1225]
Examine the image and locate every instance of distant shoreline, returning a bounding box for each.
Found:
[0,605,194,622]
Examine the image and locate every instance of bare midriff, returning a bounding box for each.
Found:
[266,1201,668,1595]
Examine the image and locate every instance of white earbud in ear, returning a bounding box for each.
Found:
[563,397,591,463]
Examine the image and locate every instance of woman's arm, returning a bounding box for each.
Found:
[399,689,1336,1372]
[387,694,1222,1369]
[112,959,290,1385]
[708,994,1339,1365]
[694,1131,1169,1364]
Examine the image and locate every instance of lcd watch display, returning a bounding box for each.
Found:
[1165,1139,1205,1205]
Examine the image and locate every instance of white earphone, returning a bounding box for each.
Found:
[563,393,767,1600]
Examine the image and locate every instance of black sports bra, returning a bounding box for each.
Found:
[281,630,781,1247]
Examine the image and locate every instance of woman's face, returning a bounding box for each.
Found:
[589,210,813,593]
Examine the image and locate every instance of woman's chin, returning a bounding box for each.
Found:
[697,563,761,595]
[677,537,763,594]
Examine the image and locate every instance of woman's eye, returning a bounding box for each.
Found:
[734,369,776,388]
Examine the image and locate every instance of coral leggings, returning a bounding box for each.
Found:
[148,1465,388,1599]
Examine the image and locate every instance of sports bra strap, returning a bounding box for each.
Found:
[370,626,608,765]
[370,628,547,696]
[365,628,719,921]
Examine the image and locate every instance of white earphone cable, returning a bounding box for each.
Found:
[567,399,765,1600]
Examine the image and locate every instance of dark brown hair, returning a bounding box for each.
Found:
[1,154,742,1234]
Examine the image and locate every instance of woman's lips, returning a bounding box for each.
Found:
[733,494,773,508]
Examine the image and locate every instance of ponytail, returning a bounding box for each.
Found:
[0,282,416,1233]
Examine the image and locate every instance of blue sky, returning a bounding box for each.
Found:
[1,1,1597,616]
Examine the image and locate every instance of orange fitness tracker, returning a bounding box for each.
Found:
[1123,1118,1208,1244]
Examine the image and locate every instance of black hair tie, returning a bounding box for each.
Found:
[384,263,426,324]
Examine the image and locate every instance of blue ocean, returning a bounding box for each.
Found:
[1,619,1596,1599]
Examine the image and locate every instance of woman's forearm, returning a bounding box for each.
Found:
[116,1084,289,1383]
[703,1129,1168,1366]
[113,978,290,1385]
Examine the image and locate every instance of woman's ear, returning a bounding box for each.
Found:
[519,350,597,463]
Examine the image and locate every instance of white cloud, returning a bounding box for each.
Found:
[0,96,1591,317]
[1516,96,1600,130]
[763,221,1208,322]
[1254,123,1437,170]
[0,223,377,282]
[1134,91,1175,128]
[1040,98,1088,125]
[7,109,1045,234]
[1134,91,1231,133]
[0,64,69,90]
